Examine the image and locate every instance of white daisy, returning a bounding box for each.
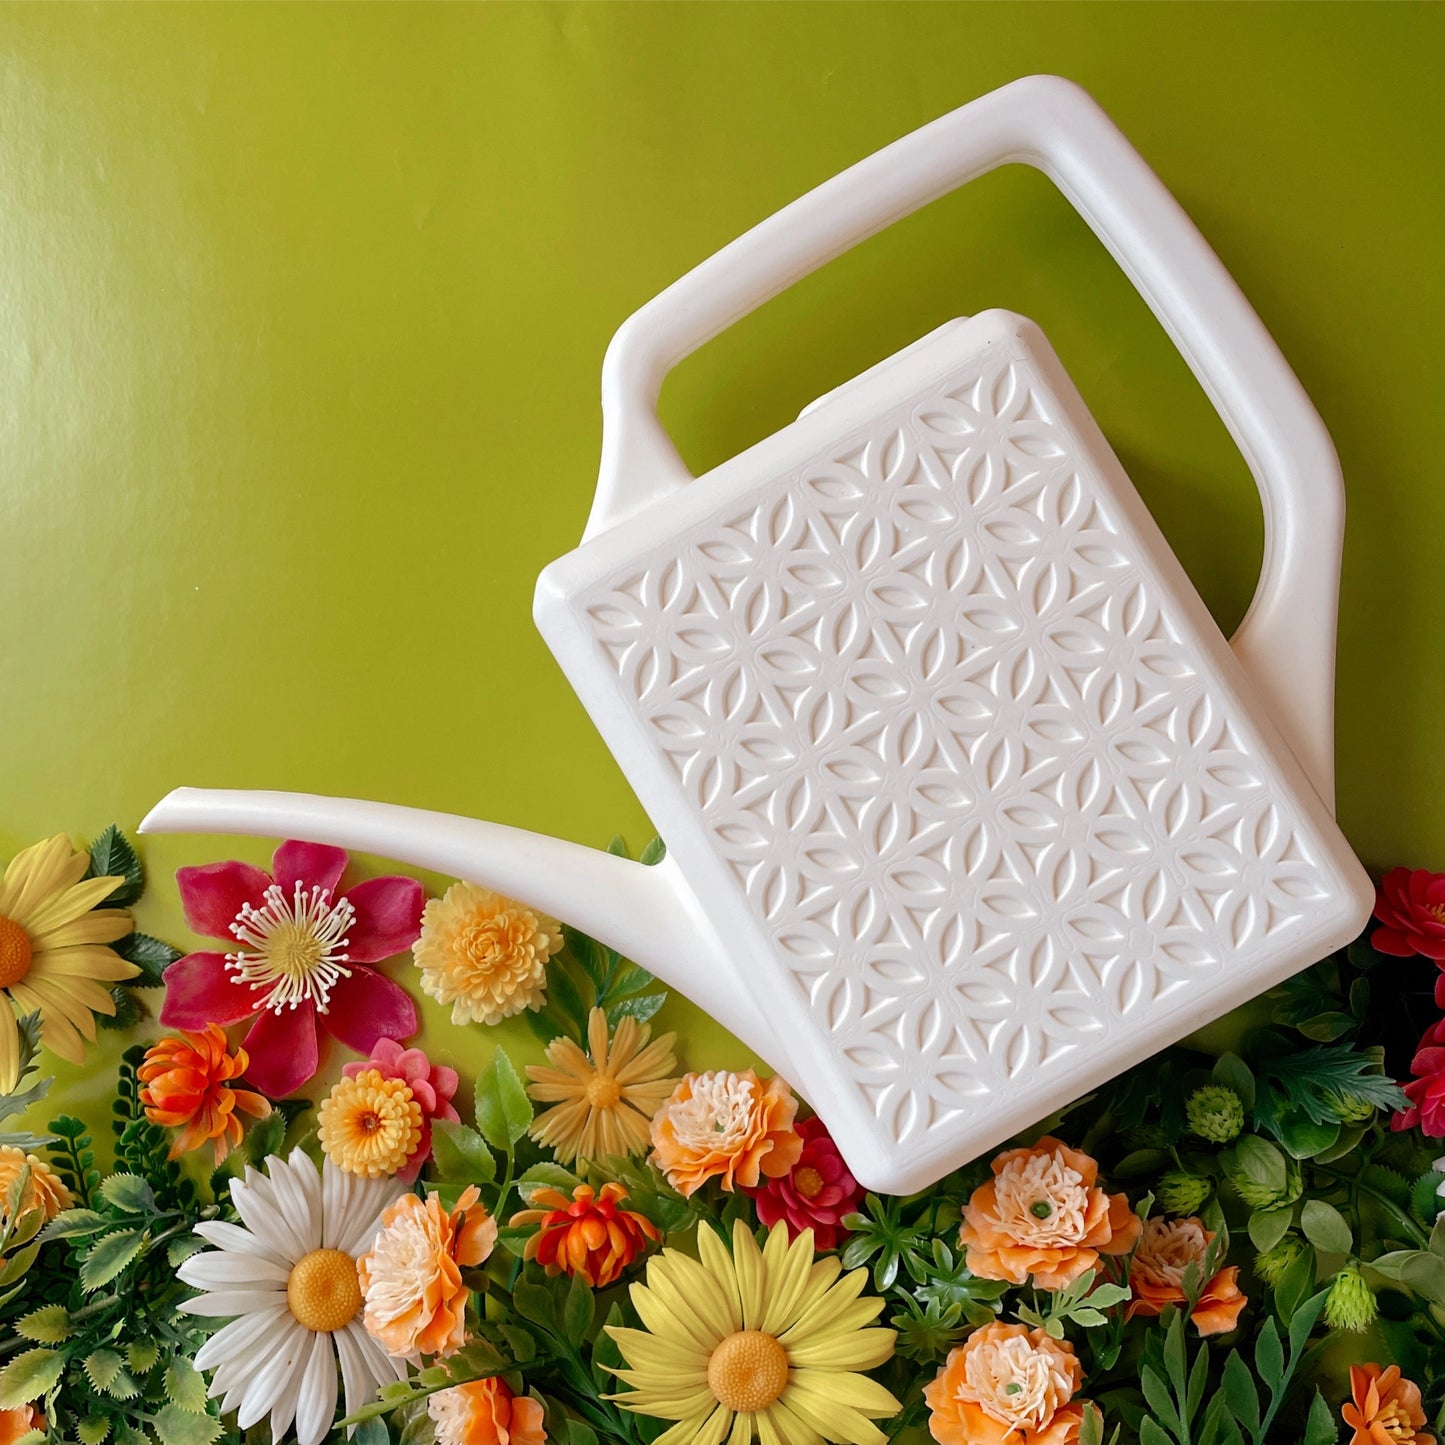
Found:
[180,1148,407,1445]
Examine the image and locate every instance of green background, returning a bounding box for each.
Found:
[1,2,1442,1160]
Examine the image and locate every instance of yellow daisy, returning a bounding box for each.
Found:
[0,835,139,1090]
[608,1218,901,1445]
[527,1006,679,1164]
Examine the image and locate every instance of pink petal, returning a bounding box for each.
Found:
[272,840,349,898]
[160,953,262,1028]
[431,1064,460,1106]
[342,876,425,962]
[176,862,273,942]
[242,1004,321,1097]
[397,1123,430,1184]
[318,967,418,1054]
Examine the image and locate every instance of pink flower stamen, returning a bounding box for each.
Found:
[226,881,356,1014]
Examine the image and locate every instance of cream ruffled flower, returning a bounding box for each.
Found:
[0,835,139,1089]
[412,882,562,1026]
[527,1006,678,1163]
[180,1150,405,1445]
[608,1218,900,1445]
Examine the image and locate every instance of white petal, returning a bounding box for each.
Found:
[336,1178,404,1258]
[179,1288,293,1317]
[238,1322,307,1430]
[346,1320,407,1386]
[321,1155,346,1251]
[290,1148,326,1253]
[195,1305,290,1374]
[334,1324,373,1423]
[210,1322,292,1399]
[181,1252,291,1290]
[295,1329,339,1445]
[232,1170,308,1262]
[194,1220,293,1267]
[266,1150,322,1257]
[269,1334,308,1443]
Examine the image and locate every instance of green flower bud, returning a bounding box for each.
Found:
[1156,1171,1212,1217]
[1227,1154,1303,1211]
[1323,1266,1377,1333]
[1318,1086,1377,1124]
[1187,1085,1245,1143]
[1253,1235,1306,1287]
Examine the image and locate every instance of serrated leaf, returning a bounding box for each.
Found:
[100,1172,156,1214]
[1300,1199,1352,1254]
[77,1418,112,1445]
[42,1207,110,1240]
[243,1109,286,1163]
[86,1348,125,1390]
[128,1338,160,1373]
[86,825,143,907]
[476,1048,531,1152]
[105,1366,140,1400]
[99,986,145,1031]
[153,1403,223,1445]
[0,1240,40,1287]
[15,1304,69,1343]
[0,1348,61,1407]
[430,1121,497,1185]
[169,1235,208,1267]
[1304,1386,1339,1445]
[80,1228,144,1291]
[113,931,181,985]
[608,992,667,1027]
[165,1357,208,1412]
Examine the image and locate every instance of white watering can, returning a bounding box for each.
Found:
[142,76,1374,1195]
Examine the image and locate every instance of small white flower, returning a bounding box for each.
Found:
[180,1149,405,1445]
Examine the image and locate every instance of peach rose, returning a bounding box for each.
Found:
[359,1185,497,1358]
[1127,1216,1246,1336]
[959,1137,1140,1291]
[649,1070,802,1197]
[1343,1364,1434,1445]
[925,1321,1090,1445]
[429,1377,546,1445]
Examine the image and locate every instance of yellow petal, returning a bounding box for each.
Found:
[587,1007,611,1071]
[11,983,87,1063]
[629,1271,724,1354]
[759,1226,816,1337]
[731,1218,765,1331]
[32,908,132,950]
[23,876,129,939]
[780,1380,888,1445]
[659,1245,742,1339]
[783,1327,897,1373]
[0,1007,20,1093]
[694,1403,735,1445]
[649,1415,722,1445]
[0,836,82,923]
[787,1370,901,1417]
[525,1068,590,1103]
[700,1223,745,1329]
[28,945,140,983]
[615,1032,678,1086]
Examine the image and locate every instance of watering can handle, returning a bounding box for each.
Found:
[588,74,1344,810]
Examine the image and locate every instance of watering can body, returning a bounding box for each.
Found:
[143,76,1374,1195]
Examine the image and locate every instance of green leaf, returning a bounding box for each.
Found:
[1233,1136,1287,1193]
[15,1304,69,1344]
[513,1277,557,1330]
[1287,1288,1330,1362]
[128,1339,160,1373]
[1248,1205,1294,1253]
[1278,1116,1341,1159]
[430,1121,498,1185]
[1213,1053,1256,1112]
[1221,1351,1260,1438]
[166,1358,209,1412]
[77,1418,112,1445]
[86,825,144,907]
[100,1172,156,1214]
[545,962,591,1031]
[244,1109,287,1163]
[85,1348,125,1390]
[563,1268,594,1343]
[153,1403,224,1445]
[168,1235,207,1268]
[1300,1200,1353,1255]
[1140,1365,1182,1439]
[1163,1310,1187,1399]
[517,1162,581,1200]
[99,986,145,1031]
[1254,1316,1284,1390]
[1140,1418,1176,1445]
[353,1420,390,1445]
[0,1348,62,1408]
[639,837,666,866]
[1303,1387,1339,1445]
[80,1228,144,1291]
[476,1048,531,1152]
[113,931,181,985]
[608,992,667,1027]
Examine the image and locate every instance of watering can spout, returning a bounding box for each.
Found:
[139,788,787,1069]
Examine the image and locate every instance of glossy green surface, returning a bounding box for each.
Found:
[0,5,1441,1151]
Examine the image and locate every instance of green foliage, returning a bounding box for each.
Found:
[1017,1268,1130,1338]
[85,826,144,908]
[0,1013,55,1154]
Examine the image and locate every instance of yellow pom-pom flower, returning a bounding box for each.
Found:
[318,1069,423,1178]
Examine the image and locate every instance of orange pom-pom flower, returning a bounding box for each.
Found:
[511,1181,659,1289]
[137,1024,272,1164]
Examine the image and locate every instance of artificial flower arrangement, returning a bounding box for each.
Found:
[0,827,1444,1445]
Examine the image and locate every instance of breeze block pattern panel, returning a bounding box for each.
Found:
[577,340,1336,1152]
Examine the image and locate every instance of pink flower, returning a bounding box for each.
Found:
[741,1115,862,1251]
[343,1038,460,1182]
[159,840,423,1098]
[1393,1019,1445,1137]
[1373,868,1445,962]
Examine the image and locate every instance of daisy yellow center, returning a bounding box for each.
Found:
[225,881,356,1014]
[286,1248,362,1333]
[794,1166,824,1199]
[707,1330,790,1414]
[0,917,32,990]
[586,1074,622,1109]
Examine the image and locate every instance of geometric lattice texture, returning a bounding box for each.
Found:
[578,347,1336,1150]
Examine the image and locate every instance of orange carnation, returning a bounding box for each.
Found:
[0,1146,70,1227]
[960,1136,1140,1291]
[359,1185,497,1358]
[924,1321,1089,1445]
[510,1181,659,1288]
[649,1069,802,1197]
[0,1405,43,1445]
[428,1377,546,1445]
[1343,1364,1435,1445]
[138,1024,272,1165]
[1128,1216,1246,1336]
